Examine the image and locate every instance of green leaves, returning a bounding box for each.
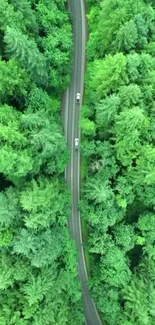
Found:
[113,224,135,252]
[0,105,26,145]
[0,59,30,101]
[0,105,34,181]
[36,0,73,90]
[95,94,120,129]
[20,177,69,228]
[122,276,151,325]
[4,27,48,86]
[118,84,142,107]
[137,213,155,245]
[86,53,128,103]
[100,245,132,288]
[21,274,50,306]
[0,146,33,181]
[84,175,115,205]
[0,1,82,324]
[0,0,24,32]
[13,227,65,267]
[0,187,20,227]
[115,107,149,166]
[83,1,155,324]
[88,0,153,57]
[80,117,96,136]
[0,228,13,247]
[115,20,138,52]
[0,256,14,290]
[0,94,68,182]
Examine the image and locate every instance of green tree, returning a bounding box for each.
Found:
[19,177,69,228]
[92,0,152,56]
[21,108,69,174]
[137,213,155,245]
[0,228,13,247]
[26,87,60,114]
[0,105,34,182]
[84,0,155,324]
[4,27,48,86]
[132,145,155,206]
[80,117,96,136]
[0,1,82,324]
[0,255,15,290]
[92,284,122,325]
[86,53,128,103]
[10,0,38,34]
[36,0,72,90]
[0,59,30,102]
[84,176,114,205]
[100,245,131,288]
[21,274,52,306]
[122,276,152,325]
[115,176,135,207]
[118,84,142,108]
[115,107,149,166]
[0,0,24,32]
[114,20,138,52]
[95,94,120,129]
[80,139,96,158]
[113,224,135,252]
[13,227,65,267]
[0,187,20,227]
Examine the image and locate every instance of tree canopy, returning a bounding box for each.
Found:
[81,0,155,324]
[0,1,84,324]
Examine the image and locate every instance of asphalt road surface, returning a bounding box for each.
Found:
[62,1,103,324]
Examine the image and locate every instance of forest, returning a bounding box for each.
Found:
[80,0,155,324]
[0,1,84,324]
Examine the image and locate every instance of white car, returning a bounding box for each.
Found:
[76,93,81,103]
[74,138,79,149]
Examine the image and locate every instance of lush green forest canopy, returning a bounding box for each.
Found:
[0,1,84,324]
[81,0,155,324]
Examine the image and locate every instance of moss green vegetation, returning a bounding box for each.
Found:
[0,1,84,324]
[80,0,155,324]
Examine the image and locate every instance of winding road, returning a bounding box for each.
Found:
[62,1,103,324]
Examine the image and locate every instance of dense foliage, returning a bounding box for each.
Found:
[81,0,155,324]
[0,1,84,324]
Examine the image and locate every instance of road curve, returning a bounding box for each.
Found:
[62,1,103,324]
